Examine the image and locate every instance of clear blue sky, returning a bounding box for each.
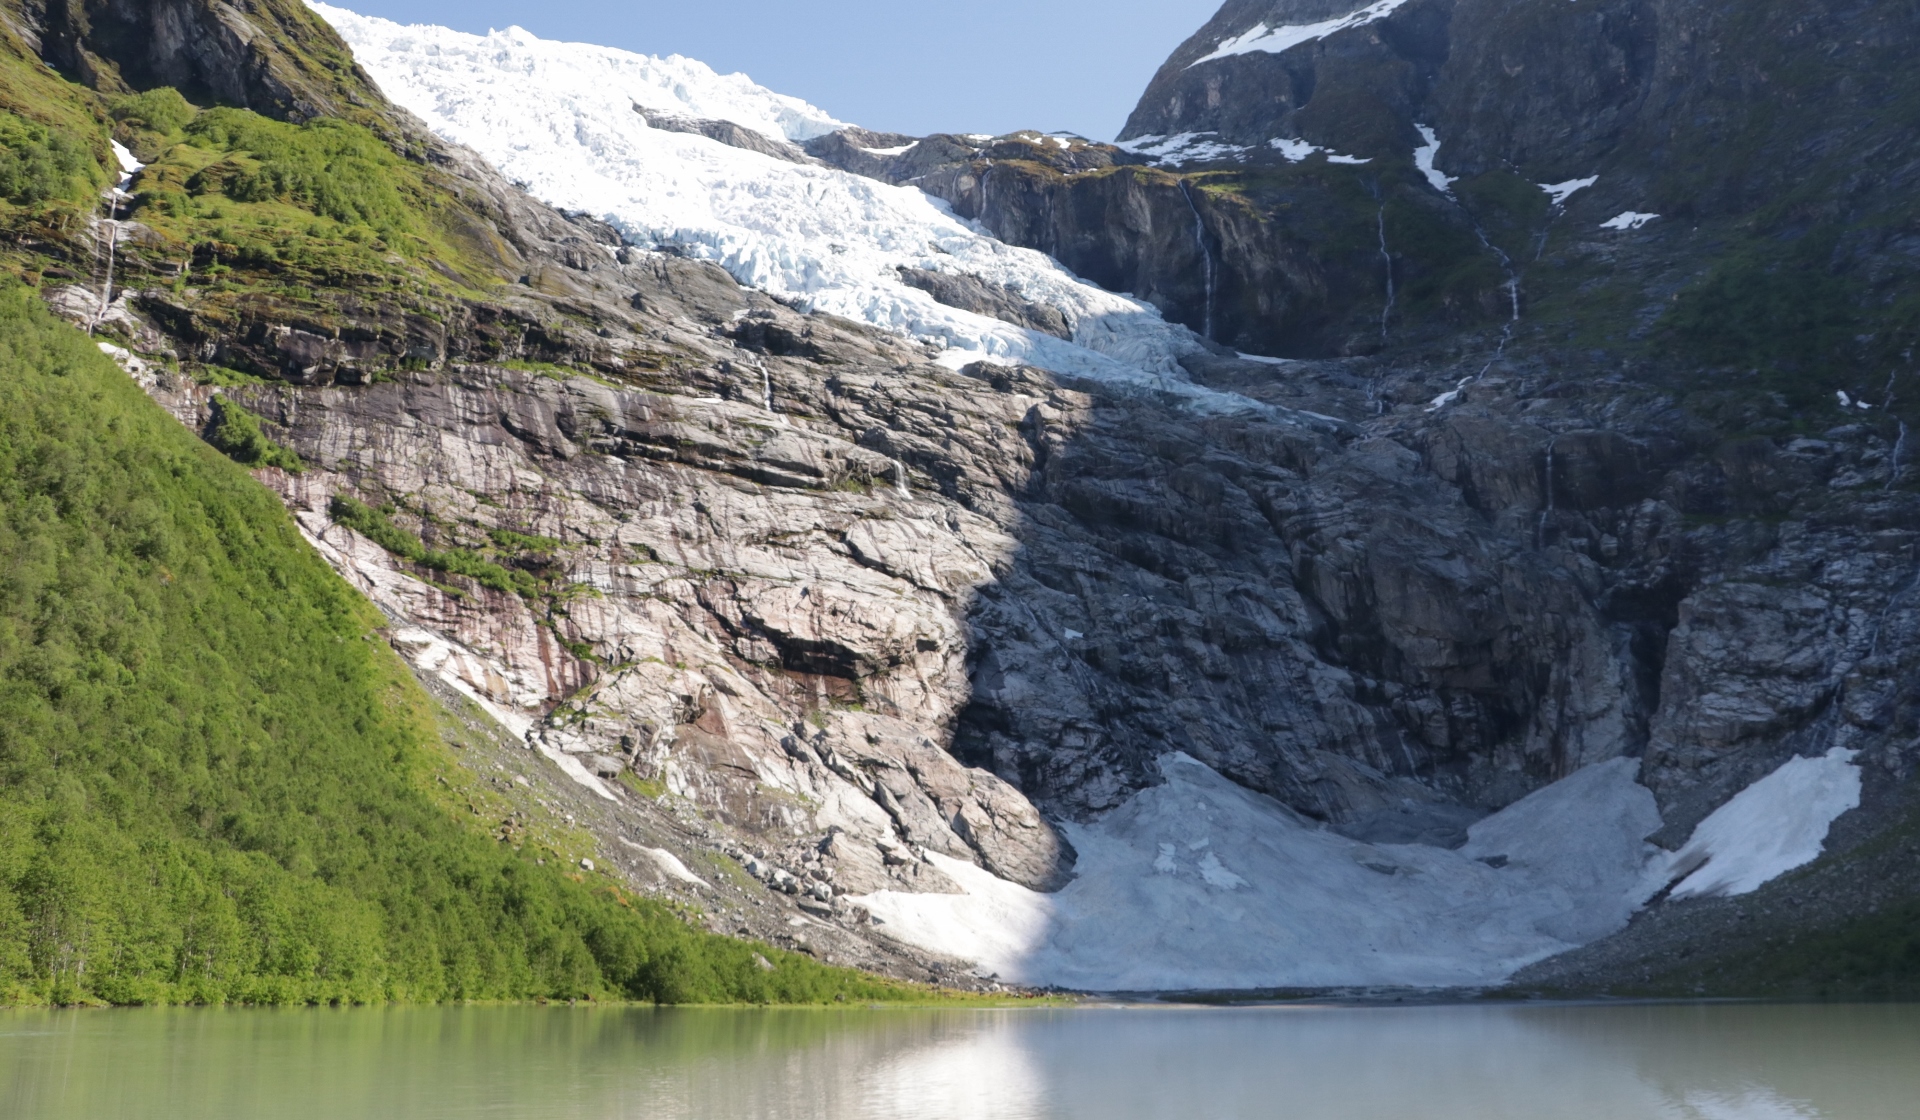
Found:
[333,1,1224,140]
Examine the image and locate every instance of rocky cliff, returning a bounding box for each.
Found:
[9,0,1920,993]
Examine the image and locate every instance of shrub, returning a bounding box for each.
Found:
[0,111,97,206]
[207,395,304,472]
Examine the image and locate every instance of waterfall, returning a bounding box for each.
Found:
[92,143,143,333]
[1429,217,1521,411]
[1537,435,1557,548]
[1889,421,1909,491]
[1376,203,1395,343]
[92,200,123,333]
[892,458,911,499]
[1179,180,1215,340]
[761,363,775,413]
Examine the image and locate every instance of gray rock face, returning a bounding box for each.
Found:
[896,268,1072,339]
[636,107,819,165]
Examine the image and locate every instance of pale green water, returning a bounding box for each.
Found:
[2,1002,1916,1119]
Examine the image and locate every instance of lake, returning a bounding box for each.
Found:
[2,1001,1915,1118]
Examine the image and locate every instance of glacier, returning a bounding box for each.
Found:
[312,4,1226,401]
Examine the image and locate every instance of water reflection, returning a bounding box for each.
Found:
[1,1002,1913,1119]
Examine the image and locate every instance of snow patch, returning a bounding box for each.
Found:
[859,142,918,157]
[1413,124,1456,194]
[1118,132,1252,165]
[1539,176,1598,206]
[619,839,711,887]
[1189,0,1415,67]
[1668,748,1861,901]
[1236,351,1291,365]
[1267,137,1371,164]
[856,753,1668,990]
[1601,211,1659,230]
[315,5,1249,405]
[110,140,144,181]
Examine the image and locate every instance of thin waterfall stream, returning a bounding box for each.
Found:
[1179,180,1215,340]
[1537,434,1557,548]
[1376,203,1395,344]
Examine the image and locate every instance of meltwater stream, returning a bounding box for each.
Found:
[4,1003,1917,1119]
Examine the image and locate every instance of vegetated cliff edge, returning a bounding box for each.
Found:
[4,0,1919,997]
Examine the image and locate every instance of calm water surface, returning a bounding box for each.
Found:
[2,1002,1916,1119]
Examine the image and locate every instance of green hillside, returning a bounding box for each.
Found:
[0,288,916,1006]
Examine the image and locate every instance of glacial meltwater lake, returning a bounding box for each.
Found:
[3,1002,1916,1119]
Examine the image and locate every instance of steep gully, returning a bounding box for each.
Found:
[61,0,1920,990]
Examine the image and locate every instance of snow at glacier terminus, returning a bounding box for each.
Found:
[308,3,1873,992]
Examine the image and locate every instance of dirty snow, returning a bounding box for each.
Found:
[1539,175,1598,206]
[1413,124,1456,194]
[1189,0,1416,67]
[314,4,1225,399]
[856,754,1669,990]
[1667,748,1862,900]
[1601,211,1659,230]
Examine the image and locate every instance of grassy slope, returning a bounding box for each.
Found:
[0,287,929,1006]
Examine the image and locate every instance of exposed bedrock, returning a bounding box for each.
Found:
[64,0,1920,987]
[127,223,1920,883]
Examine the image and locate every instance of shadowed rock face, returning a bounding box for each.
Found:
[31,0,391,123]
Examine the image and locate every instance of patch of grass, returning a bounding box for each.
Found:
[0,287,932,1007]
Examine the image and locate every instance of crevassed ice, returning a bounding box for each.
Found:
[311,4,1231,401]
[1189,0,1415,68]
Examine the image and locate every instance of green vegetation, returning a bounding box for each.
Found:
[0,111,98,207]
[206,396,303,473]
[0,288,926,1006]
[327,495,536,599]
[109,88,197,141]
[181,109,419,233]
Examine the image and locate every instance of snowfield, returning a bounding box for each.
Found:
[856,750,1865,990]
[857,754,1671,990]
[312,4,1218,398]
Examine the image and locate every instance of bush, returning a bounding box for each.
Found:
[0,111,97,206]
[110,88,198,136]
[207,395,304,472]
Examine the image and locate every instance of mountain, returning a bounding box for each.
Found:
[0,0,964,1005]
[3,0,1918,998]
